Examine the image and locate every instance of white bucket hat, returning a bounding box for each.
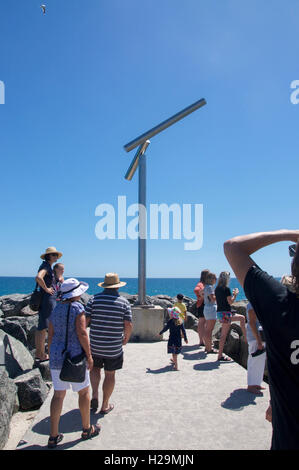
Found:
[60,278,89,300]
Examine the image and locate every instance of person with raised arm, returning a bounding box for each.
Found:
[224,229,299,450]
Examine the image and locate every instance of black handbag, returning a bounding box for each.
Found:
[29,283,43,311]
[59,304,87,383]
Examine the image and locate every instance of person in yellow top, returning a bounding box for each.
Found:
[173,294,187,324]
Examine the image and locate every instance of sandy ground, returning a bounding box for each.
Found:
[3,410,39,450]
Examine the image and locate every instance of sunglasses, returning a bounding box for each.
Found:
[289,244,297,257]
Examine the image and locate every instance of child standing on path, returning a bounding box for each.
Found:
[173,294,187,323]
[159,307,188,370]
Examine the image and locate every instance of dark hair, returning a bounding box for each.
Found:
[291,242,299,295]
[177,293,184,300]
[45,254,51,262]
[200,269,210,284]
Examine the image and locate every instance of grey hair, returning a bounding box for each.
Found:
[217,271,230,288]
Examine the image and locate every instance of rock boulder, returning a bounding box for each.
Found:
[0,318,28,347]
[0,369,19,449]
[0,330,34,379]
[14,369,48,410]
[0,294,31,318]
[5,316,38,350]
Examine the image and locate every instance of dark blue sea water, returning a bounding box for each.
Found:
[0,276,247,301]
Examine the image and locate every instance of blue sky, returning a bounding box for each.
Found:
[0,0,298,278]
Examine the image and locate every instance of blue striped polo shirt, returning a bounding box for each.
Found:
[85,289,132,358]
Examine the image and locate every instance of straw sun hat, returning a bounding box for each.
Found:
[98,273,127,289]
[40,246,63,260]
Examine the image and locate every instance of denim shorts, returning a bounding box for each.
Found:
[203,305,217,320]
[38,294,56,331]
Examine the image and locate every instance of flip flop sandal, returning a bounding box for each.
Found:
[81,424,101,440]
[48,433,64,449]
[206,349,218,354]
[217,355,232,362]
[36,355,49,363]
[99,404,114,415]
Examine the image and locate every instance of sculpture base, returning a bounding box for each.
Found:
[130,305,164,342]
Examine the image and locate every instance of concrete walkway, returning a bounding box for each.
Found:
[16,331,272,450]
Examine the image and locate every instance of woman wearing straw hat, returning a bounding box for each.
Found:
[47,278,100,448]
[35,247,63,361]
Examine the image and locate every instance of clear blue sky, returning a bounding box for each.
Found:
[0,0,298,278]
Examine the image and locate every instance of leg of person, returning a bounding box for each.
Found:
[100,353,123,413]
[172,354,178,370]
[78,386,91,430]
[247,340,266,392]
[90,358,103,410]
[80,382,101,441]
[217,322,232,360]
[232,314,248,342]
[90,367,101,399]
[204,319,217,352]
[100,370,115,413]
[35,329,48,361]
[247,339,266,393]
[49,390,66,440]
[198,317,206,346]
[36,295,55,361]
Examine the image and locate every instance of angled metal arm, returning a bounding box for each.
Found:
[125,140,150,181]
[124,98,206,153]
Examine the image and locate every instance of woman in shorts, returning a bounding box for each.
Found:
[203,272,218,354]
[215,271,247,361]
[48,278,100,448]
[194,269,210,347]
[35,247,63,361]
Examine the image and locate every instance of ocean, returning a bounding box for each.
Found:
[0,276,247,301]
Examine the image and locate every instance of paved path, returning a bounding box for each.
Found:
[16,331,272,450]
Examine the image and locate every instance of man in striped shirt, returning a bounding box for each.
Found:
[85,273,133,414]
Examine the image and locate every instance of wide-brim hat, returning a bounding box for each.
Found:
[41,246,63,260]
[60,278,89,300]
[98,272,126,289]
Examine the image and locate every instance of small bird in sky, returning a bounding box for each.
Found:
[41,4,46,14]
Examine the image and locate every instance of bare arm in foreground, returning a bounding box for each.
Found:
[223,230,299,287]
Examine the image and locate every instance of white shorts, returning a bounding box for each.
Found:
[50,369,90,392]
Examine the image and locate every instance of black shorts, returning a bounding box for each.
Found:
[197,304,205,319]
[92,353,123,371]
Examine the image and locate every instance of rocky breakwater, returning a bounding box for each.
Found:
[0,294,50,449]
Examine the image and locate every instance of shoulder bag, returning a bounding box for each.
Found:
[29,283,43,311]
[59,303,87,383]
